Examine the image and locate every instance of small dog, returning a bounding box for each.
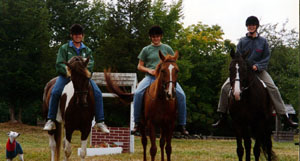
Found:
[6,131,24,161]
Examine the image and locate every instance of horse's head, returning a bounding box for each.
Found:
[229,49,251,101]
[65,56,91,107]
[155,50,179,100]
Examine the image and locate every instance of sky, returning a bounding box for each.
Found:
[166,0,299,44]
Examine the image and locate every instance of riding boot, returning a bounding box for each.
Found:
[131,123,140,135]
[180,125,189,135]
[212,112,227,128]
[281,114,298,128]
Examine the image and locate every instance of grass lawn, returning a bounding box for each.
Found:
[0,122,298,161]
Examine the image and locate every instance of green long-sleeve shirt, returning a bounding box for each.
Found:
[56,41,94,76]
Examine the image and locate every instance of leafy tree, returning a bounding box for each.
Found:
[173,23,230,134]
[0,0,51,122]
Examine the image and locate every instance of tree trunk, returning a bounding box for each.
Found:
[9,105,17,123]
[17,107,22,123]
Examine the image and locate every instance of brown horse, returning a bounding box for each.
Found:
[43,56,95,161]
[229,49,276,161]
[104,50,179,161]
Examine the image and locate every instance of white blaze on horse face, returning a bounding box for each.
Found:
[168,64,175,97]
[233,64,241,101]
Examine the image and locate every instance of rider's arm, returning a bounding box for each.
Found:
[137,60,155,76]
[56,45,68,77]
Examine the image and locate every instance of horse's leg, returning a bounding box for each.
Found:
[63,129,73,161]
[165,127,173,161]
[160,128,166,161]
[79,129,91,161]
[49,134,56,161]
[253,138,261,161]
[244,135,251,161]
[149,124,157,161]
[140,124,147,161]
[79,139,88,161]
[235,128,244,161]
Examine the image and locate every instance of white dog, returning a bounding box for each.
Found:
[6,131,24,161]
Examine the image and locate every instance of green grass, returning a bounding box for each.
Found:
[0,122,298,161]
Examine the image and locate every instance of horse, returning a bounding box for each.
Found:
[42,56,95,161]
[104,50,179,161]
[228,49,276,161]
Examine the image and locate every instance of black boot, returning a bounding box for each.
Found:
[212,113,227,128]
[131,123,140,135]
[180,125,189,135]
[281,114,298,128]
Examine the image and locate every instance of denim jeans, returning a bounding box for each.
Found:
[47,76,104,122]
[133,75,187,125]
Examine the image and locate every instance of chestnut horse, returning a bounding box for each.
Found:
[104,50,179,161]
[43,56,95,161]
[229,49,276,161]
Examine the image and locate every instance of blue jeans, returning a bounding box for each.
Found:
[133,75,187,125]
[47,76,104,122]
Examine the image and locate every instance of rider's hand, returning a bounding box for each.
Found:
[148,69,156,76]
[252,65,258,71]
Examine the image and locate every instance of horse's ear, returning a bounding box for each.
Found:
[84,56,90,67]
[242,50,250,59]
[174,51,179,60]
[230,48,235,59]
[159,50,165,61]
[64,62,72,69]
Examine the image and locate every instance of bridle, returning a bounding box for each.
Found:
[230,62,256,98]
[161,60,177,89]
[147,59,178,100]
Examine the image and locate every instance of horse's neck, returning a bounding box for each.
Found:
[149,76,163,98]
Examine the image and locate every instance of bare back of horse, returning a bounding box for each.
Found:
[104,50,179,161]
[42,56,95,161]
[229,49,275,161]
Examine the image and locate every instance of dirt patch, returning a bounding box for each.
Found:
[0,122,42,133]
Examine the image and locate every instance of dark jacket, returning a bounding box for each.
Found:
[237,33,270,71]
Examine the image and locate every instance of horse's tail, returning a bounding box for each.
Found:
[54,122,62,161]
[104,69,133,104]
[261,129,277,161]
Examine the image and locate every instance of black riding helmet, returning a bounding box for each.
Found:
[70,24,84,35]
[149,25,163,36]
[246,16,259,28]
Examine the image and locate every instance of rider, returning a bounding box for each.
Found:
[43,24,110,133]
[212,16,298,128]
[131,25,189,135]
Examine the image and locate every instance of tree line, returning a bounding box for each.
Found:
[0,0,298,135]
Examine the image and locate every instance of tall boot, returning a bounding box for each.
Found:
[179,125,189,135]
[281,114,298,128]
[212,112,227,128]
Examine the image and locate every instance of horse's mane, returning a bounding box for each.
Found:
[66,56,91,79]
[155,54,176,77]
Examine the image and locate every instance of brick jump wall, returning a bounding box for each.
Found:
[91,127,131,153]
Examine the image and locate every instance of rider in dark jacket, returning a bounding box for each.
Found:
[212,16,298,128]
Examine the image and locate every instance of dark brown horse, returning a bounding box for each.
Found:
[104,50,179,161]
[229,49,276,161]
[43,56,95,161]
